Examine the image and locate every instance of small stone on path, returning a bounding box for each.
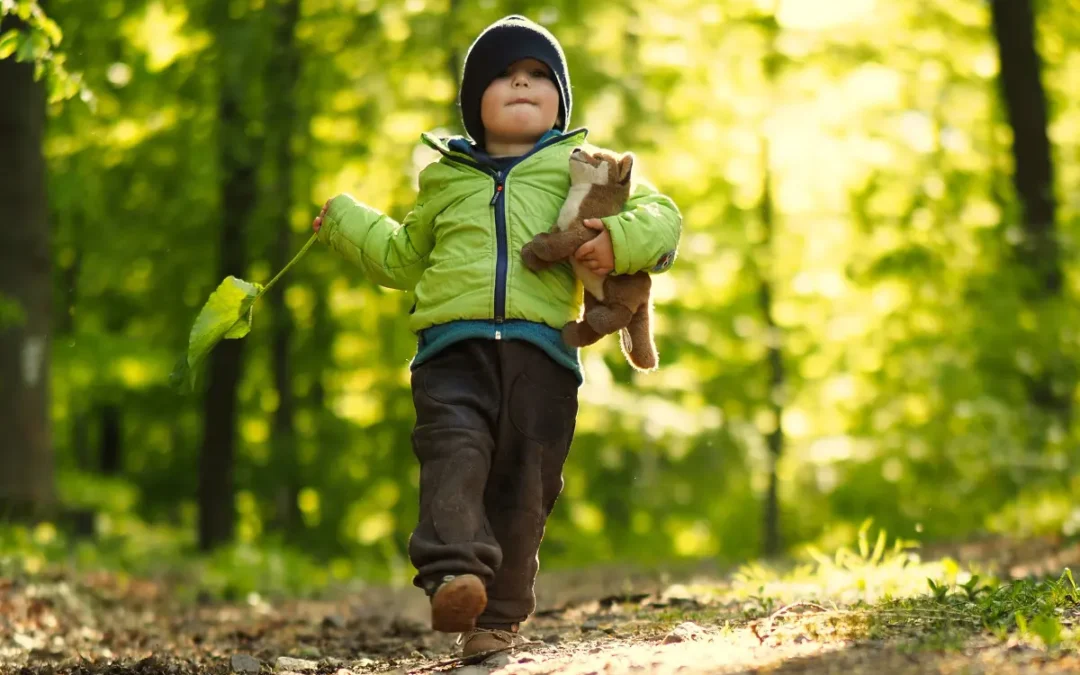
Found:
[230,654,261,673]
[276,656,318,671]
[322,614,347,629]
[663,621,707,644]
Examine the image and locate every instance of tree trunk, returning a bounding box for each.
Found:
[989,0,1069,433]
[759,135,785,558]
[0,53,55,517]
[759,19,785,558]
[98,404,122,475]
[989,0,1058,293]
[267,0,302,532]
[197,80,258,552]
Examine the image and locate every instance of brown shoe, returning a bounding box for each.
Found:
[430,574,487,633]
[459,625,529,657]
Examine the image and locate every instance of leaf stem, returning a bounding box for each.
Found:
[255,232,319,302]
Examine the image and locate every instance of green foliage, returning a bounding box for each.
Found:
[0,292,25,328]
[0,0,87,102]
[6,0,1080,585]
[722,526,1078,653]
[908,569,1080,650]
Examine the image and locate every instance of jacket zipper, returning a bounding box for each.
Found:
[490,175,507,336]
[432,130,587,338]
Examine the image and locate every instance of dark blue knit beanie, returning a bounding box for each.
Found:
[458,15,572,147]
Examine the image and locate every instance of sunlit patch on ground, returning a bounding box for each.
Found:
[2,529,1079,674]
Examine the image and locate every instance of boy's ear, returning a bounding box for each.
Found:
[617,153,634,184]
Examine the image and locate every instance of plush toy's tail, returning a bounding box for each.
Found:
[621,305,658,371]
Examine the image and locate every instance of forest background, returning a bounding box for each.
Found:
[2,0,1079,601]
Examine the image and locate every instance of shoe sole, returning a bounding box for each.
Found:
[431,575,487,633]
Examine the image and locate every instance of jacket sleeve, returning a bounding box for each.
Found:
[316,189,435,291]
[600,178,682,276]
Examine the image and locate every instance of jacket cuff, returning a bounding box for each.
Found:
[601,215,633,275]
[316,194,347,245]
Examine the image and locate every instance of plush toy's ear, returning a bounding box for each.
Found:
[617,153,634,184]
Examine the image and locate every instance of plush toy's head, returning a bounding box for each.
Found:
[569,147,633,188]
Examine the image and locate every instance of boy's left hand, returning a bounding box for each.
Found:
[575,219,614,275]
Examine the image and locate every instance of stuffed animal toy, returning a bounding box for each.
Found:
[521,147,657,371]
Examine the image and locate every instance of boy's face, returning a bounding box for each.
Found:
[479,58,560,146]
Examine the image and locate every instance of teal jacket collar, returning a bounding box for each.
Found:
[446,128,576,167]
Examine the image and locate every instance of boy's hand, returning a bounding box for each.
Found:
[575,219,614,275]
[312,199,331,233]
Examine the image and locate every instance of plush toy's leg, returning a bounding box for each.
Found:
[585,303,634,335]
[562,293,605,347]
[563,319,604,347]
[624,305,658,371]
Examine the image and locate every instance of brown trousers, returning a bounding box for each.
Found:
[408,339,578,626]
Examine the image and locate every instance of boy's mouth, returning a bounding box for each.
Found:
[506,98,535,106]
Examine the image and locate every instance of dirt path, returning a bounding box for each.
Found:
[2,539,1079,674]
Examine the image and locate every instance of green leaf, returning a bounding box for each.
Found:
[1015,611,1028,634]
[39,16,60,45]
[170,235,317,393]
[15,30,34,62]
[927,578,949,601]
[174,276,263,391]
[870,527,887,565]
[857,518,873,560]
[0,29,19,59]
[1029,614,1063,648]
[1062,568,1078,596]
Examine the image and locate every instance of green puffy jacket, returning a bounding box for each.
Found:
[317,128,681,371]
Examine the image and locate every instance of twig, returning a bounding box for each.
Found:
[404,648,507,674]
[752,602,830,643]
[405,642,538,674]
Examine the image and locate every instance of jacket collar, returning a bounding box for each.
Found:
[421,128,588,167]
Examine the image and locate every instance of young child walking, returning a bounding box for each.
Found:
[312,15,681,656]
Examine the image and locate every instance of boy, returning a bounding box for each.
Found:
[312,15,681,656]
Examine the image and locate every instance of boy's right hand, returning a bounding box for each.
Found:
[312,199,331,233]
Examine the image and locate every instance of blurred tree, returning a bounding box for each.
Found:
[198,1,269,551]
[990,0,1059,294]
[756,11,785,558]
[0,35,56,517]
[989,0,1070,432]
[265,0,302,533]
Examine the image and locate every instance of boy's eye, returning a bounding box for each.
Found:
[532,69,549,78]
